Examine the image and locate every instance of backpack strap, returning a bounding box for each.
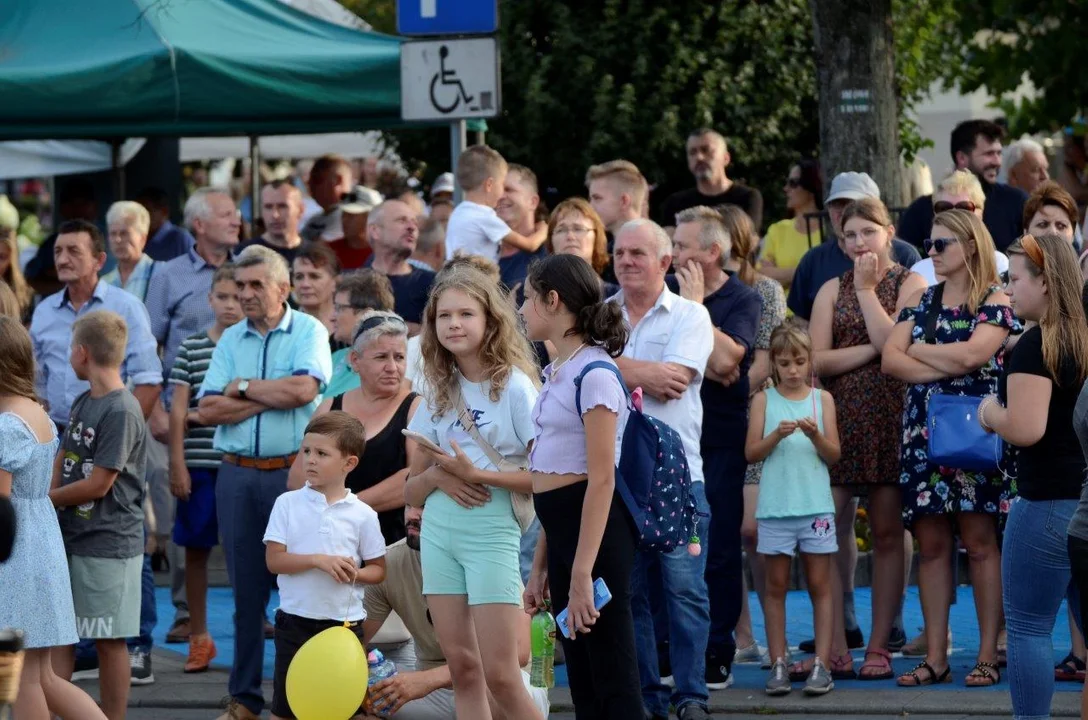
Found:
[574,360,629,419]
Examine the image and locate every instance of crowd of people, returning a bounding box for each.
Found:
[2,116,1088,720]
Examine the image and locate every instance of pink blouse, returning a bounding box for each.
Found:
[529,346,629,475]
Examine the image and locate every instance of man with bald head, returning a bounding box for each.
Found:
[367,199,435,334]
[609,219,715,720]
[660,129,763,234]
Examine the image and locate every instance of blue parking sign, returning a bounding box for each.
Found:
[397,0,498,36]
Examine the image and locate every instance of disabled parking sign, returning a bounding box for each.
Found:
[400,38,501,121]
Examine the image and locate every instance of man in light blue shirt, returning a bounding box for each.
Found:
[30,220,162,427]
[197,244,331,720]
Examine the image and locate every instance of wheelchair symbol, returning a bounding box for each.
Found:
[429,45,475,114]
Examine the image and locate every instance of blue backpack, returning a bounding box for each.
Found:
[574,360,701,554]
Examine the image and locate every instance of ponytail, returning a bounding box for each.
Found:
[574,301,629,357]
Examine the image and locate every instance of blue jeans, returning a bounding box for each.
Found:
[1003,497,1078,720]
[217,463,288,716]
[630,482,711,716]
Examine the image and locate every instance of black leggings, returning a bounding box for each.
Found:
[534,481,643,720]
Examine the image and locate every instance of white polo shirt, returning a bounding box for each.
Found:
[444,200,511,261]
[264,485,387,622]
[910,251,1009,286]
[608,286,714,483]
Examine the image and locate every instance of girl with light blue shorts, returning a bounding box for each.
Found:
[405,263,545,720]
[745,323,841,697]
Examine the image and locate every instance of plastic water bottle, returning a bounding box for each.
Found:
[366,649,398,717]
[530,602,556,688]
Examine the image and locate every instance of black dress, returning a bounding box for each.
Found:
[331,392,418,544]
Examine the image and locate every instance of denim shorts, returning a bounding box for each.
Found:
[172,467,219,549]
[420,501,523,606]
[757,514,838,556]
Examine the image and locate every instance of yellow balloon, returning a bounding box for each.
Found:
[286,625,369,720]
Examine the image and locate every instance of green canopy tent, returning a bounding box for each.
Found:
[0,0,403,140]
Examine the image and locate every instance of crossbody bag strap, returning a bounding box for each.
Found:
[452,382,511,471]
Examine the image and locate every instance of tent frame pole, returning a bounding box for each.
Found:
[249,135,261,222]
[111,139,125,200]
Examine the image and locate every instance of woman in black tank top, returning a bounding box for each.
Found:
[292,312,422,544]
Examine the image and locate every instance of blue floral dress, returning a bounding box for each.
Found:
[897,285,1018,528]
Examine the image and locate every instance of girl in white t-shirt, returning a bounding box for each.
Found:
[404,264,544,720]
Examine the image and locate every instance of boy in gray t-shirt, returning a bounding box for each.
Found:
[49,310,148,718]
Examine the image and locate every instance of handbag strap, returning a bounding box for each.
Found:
[922,282,945,343]
[452,382,511,471]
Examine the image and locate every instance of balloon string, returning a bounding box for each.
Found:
[343,572,359,628]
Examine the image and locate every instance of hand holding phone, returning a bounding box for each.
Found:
[401,429,450,456]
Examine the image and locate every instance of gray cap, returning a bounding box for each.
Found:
[826,171,881,203]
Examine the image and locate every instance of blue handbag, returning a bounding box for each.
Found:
[926,394,1003,472]
[920,283,1004,472]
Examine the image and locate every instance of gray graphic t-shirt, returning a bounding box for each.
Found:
[58,389,147,559]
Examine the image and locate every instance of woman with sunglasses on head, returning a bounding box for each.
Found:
[809,198,927,681]
[293,311,422,545]
[883,209,1018,688]
[975,234,1088,718]
[910,170,1011,286]
[759,160,823,291]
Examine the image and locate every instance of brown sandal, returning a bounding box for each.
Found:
[965,661,1000,687]
[858,647,894,681]
[897,660,951,686]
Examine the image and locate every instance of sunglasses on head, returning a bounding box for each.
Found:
[923,237,959,255]
[933,200,976,214]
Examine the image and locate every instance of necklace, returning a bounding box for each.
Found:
[549,343,588,377]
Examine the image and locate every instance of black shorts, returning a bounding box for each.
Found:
[271,609,368,718]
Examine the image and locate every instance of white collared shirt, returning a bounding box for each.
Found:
[910,251,1010,286]
[264,485,386,622]
[608,286,714,483]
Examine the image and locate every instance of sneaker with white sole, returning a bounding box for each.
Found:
[71,653,99,682]
[706,658,734,691]
[803,657,834,695]
[129,648,155,686]
[765,657,791,695]
[735,642,769,665]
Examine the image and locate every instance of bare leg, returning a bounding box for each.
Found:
[186,547,211,638]
[958,513,1001,672]
[762,554,792,662]
[51,643,75,682]
[903,516,952,679]
[742,484,767,603]
[471,604,543,720]
[802,553,834,662]
[735,575,756,648]
[834,492,859,635]
[14,648,50,720]
[37,648,109,720]
[1070,607,1086,659]
[427,595,491,720]
[96,638,131,720]
[866,487,905,652]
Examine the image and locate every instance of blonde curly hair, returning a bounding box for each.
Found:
[420,264,540,417]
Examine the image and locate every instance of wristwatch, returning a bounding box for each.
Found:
[237,379,250,399]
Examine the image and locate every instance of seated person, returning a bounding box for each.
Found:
[361,505,550,719]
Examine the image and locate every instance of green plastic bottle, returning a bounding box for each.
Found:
[530,602,556,688]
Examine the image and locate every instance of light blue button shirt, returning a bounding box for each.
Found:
[30,281,163,425]
[198,305,332,457]
[101,253,156,303]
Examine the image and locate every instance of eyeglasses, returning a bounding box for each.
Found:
[843,227,882,243]
[553,224,593,237]
[933,200,977,214]
[786,178,803,188]
[333,303,360,313]
[923,237,960,255]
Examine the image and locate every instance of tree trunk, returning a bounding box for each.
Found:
[809,0,904,208]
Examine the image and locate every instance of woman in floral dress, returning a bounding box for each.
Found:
[810,198,927,680]
[883,209,1018,689]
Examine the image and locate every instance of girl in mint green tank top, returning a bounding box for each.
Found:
[745,323,842,688]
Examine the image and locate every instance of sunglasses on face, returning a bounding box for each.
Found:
[933,200,977,214]
[924,237,959,255]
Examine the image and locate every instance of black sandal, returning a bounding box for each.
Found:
[1055,652,1087,682]
[966,661,1000,687]
[897,660,951,687]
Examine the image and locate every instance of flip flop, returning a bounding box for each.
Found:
[1055,652,1086,682]
[858,648,894,681]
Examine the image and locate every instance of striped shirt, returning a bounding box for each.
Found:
[169,332,221,468]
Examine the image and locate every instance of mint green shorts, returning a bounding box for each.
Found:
[68,554,142,640]
[420,502,522,606]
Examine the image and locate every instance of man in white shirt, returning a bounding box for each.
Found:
[609,219,714,720]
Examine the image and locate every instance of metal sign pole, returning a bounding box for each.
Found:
[450,119,466,204]
[249,135,261,222]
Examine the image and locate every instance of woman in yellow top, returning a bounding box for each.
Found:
[760,160,824,290]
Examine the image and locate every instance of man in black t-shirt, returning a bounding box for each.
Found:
[366,199,435,334]
[659,129,763,233]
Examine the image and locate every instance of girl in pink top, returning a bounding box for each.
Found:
[520,253,643,719]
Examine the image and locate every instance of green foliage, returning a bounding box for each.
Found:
[340,0,963,219]
[948,1,1088,135]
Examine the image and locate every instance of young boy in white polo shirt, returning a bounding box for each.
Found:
[263,411,387,720]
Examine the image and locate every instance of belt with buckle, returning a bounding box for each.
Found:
[222,453,297,471]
